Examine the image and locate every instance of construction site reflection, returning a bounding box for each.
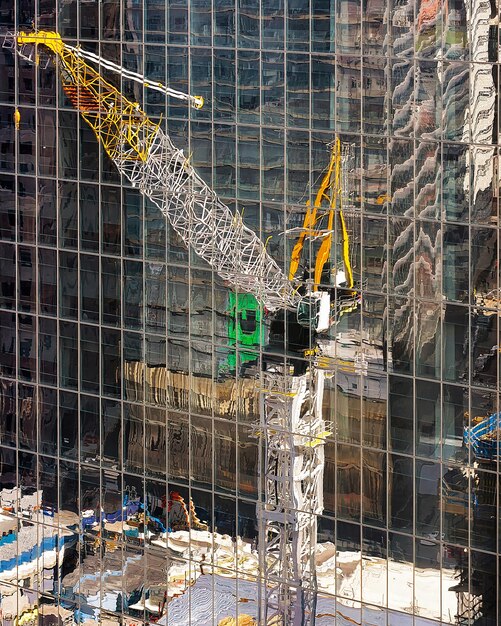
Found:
[1,294,496,626]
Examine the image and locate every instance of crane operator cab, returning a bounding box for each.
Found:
[296,291,331,334]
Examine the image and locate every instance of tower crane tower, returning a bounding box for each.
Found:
[6,31,355,625]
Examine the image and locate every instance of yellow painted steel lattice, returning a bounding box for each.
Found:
[18,30,159,162]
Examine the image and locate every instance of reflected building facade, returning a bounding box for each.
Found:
[0,0,499,625]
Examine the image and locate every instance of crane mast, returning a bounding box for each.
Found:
[7,31,336,626]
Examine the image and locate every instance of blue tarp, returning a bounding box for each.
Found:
[0,535,57,573]
[0,533,16,547]
[464,413,500,460]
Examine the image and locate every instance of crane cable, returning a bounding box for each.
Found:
[64,43,204,109]
[12,30,203,109]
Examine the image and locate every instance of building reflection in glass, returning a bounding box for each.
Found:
[0,0,500,623]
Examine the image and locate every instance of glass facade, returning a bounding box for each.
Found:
[0,0,499,625]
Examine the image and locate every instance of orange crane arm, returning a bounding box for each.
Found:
[289,138,354,291]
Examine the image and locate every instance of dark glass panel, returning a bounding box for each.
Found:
[59,390,78,459]
[38,177,57,246]
[59,180,78,249]
[81,324,100,394]
[287,0,310,51]
[58,110,78,179]
[39,316,57,386]
[102,399,122,469]
[167,0,188,43]
[80,0,98,39]
[416,379,440,459]
[18,245,36,313]
[123,189,143,257]
[286,54,310,129]
[287,129,309,204]
[38,108,56,178]
[416,460,441,537]
[38,247,57,316]
[238,0,260,48]
[0,242,15,310]
[237,125,260,201]
[389,375,413,453]
[214,124,236,197]
[145,406,167,478]
[80,184,99,252]
[102,328,121,398]
[214,49,236,121]
[39,456,58,511]
[0,311,16,376]
[80,254,99,323]
[124,260,144,330]
[124,402,144,474]
[214,0,235,46]
[0,173,15,240]
[17,176,36,243]
[443,304,469,382]
[39,386,57,455]
[81,394,100,464]
[102,256,121,327]
[145,1,165,42]
[167,46,189,119]
[262,52,284,126]
[0,378,15,446]
[101,0,121,40]
[389,454,414,533]
[101,185,121,255]
[60,321,78,390]
[237,50,260,125]
[18,313,35,381]
[59,250,78,319]
[262,128,284,203]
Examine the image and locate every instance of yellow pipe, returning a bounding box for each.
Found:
[338,209,353,289]
[289,141,339,282]
[17,30,65,56]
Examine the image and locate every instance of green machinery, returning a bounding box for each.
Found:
[219,292,265,375]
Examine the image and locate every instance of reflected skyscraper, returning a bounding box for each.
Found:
[0,0,499,625]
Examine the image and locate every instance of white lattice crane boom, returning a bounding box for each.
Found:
[8,30,297,313]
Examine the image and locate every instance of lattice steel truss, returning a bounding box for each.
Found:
[259,367,326,626]
[8,32,329,626]
[10,30,298,313]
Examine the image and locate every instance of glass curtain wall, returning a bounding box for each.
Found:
[0,0,499,624]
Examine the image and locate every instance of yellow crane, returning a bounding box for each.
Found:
[289,137,354,292]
